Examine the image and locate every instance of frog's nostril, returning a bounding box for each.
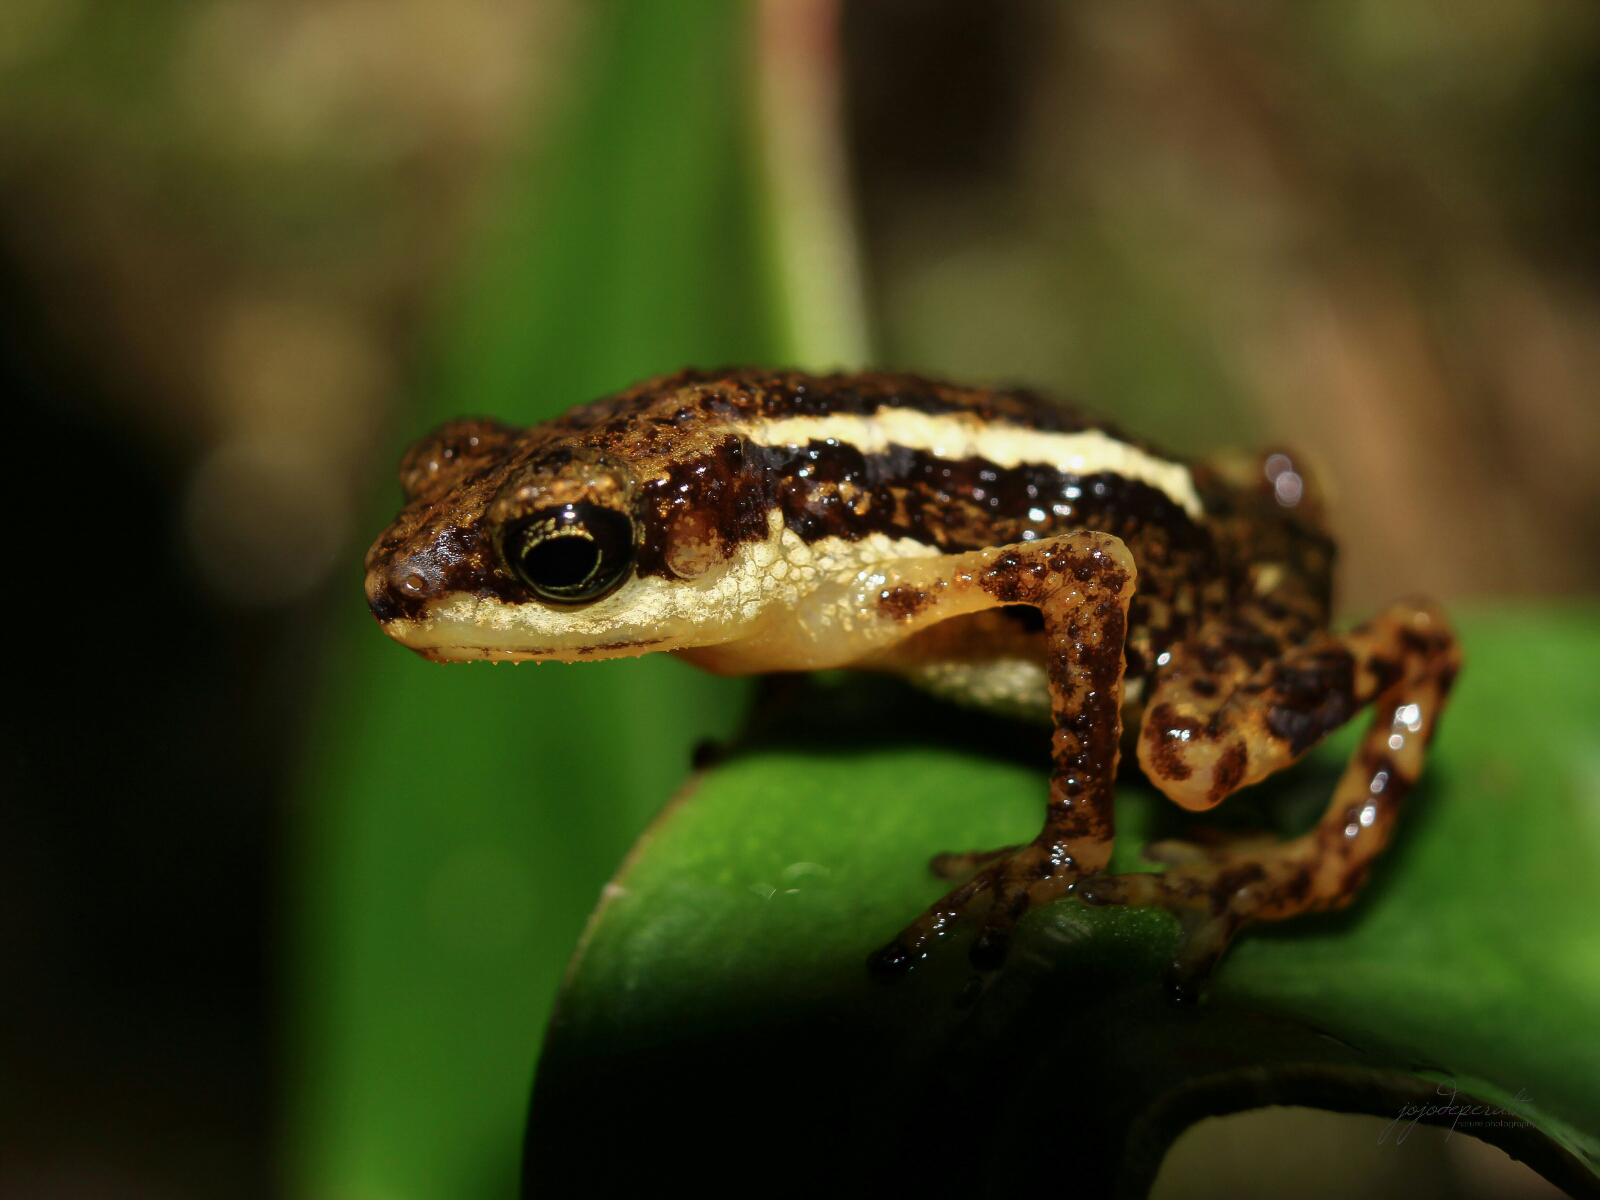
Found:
[387,557,440,601]
[365,555,441,623]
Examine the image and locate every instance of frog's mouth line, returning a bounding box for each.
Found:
[380,613,676,663]
[382,595,694,662]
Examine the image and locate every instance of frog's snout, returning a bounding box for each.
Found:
[365,550,433,625]
[363,518,499,627]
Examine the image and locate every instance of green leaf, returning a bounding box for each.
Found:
[527,608,1600,1197]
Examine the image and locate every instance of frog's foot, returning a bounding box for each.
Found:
[1139,833,1274,866]
[928,845,1018,881]
[869,837,1105,978]
[1077,865,1254,1000]
[857,531,1136,980]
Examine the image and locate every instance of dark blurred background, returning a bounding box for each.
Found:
[1,1,1595,1196]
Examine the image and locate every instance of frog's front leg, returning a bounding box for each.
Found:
[1080,601,1460,994]
[826,533,1139,978]
[682,531,1136,973]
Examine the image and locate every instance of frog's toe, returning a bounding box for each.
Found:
[870,869,998,980]
[1076,870,1168,907]
[1139,839,1216,866]
[877,844,1099,976]
[962,848,1088,969]
[866,938,918,982]
[1078,866,1231,929]
[928,844,1018,880]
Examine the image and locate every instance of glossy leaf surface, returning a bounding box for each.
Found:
[527,609,1600,1197]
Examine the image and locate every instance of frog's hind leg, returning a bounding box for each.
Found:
[861,532,1138,977]
[1080,600,1460,995]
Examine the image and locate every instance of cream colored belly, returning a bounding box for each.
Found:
[898,658,1053,723]
[893,657,1147,729]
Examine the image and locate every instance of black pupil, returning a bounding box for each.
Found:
[523,535,599,590]
[507,502,633,603]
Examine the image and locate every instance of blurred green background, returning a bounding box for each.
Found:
[0,0,1596,1197]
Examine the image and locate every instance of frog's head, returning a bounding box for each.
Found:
[364,387,784,662]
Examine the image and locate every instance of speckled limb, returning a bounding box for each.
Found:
[928,845,1018,880]
[864,532,1137,977]
[1080,600,1460,995]
[1134,596,1331,813]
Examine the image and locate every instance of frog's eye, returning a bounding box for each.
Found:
[503,503,635,604]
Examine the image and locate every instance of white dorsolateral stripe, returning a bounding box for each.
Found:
[741,408,1203,518]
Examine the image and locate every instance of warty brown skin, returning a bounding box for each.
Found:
[364,369,1460,991]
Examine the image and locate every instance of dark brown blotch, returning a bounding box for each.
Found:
[1207,741,1249,805]
[1205,861,1267,916]
[1143,703,1197,782]
[635,436,771,580]
[877,585,933,622]
[1278,864,1315,905]
[1264,649,1358,756]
